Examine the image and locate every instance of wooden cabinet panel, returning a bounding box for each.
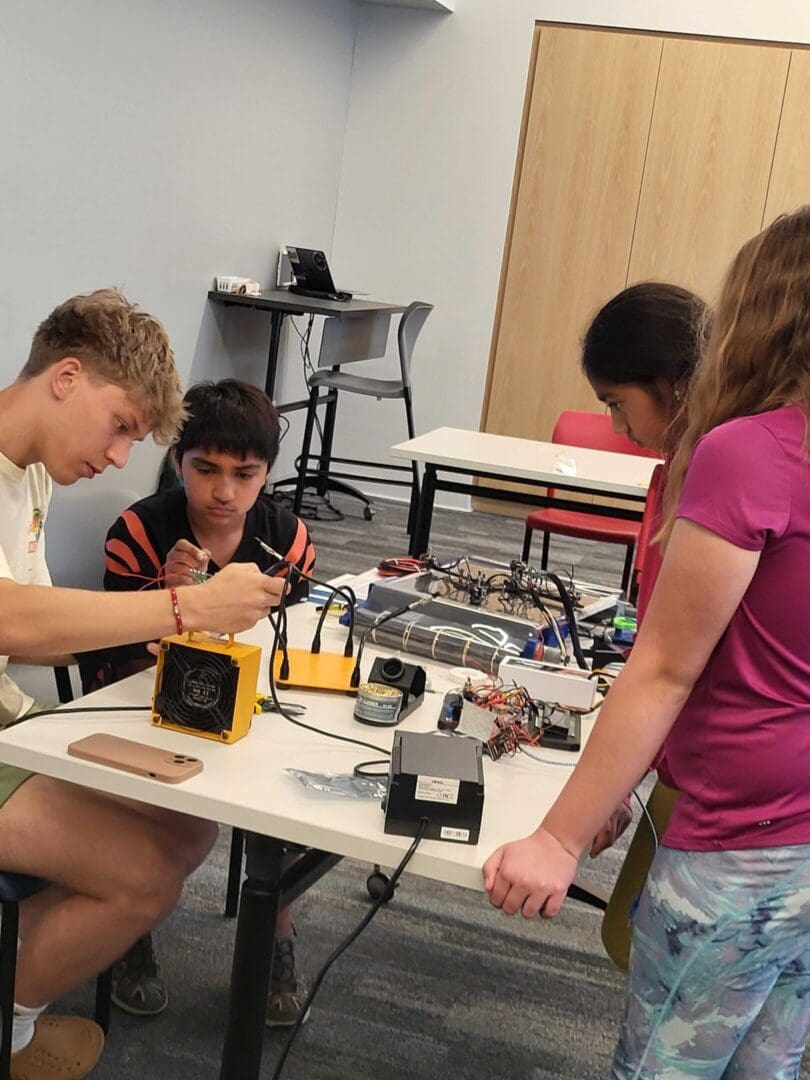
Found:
[482,26,662,443]
[628,38,789,300]
[764,50,810,224]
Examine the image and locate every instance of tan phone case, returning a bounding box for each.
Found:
[67,733,203,783]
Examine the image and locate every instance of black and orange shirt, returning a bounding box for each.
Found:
[78,488,314,692]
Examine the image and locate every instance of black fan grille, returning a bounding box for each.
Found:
[155,643,239,734]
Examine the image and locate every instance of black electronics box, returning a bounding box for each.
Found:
[384,731,484,845]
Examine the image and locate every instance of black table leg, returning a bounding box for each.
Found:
[265,312,286,401]
[316,371,339,498]
[220,834,284,1080]
[409,462,437,556]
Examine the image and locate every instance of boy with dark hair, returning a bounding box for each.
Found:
[83,379,314,1027]
[0,293,283,1078]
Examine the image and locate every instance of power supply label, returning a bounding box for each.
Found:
[415,775,460,804]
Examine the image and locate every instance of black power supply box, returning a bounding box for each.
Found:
[384,731,484,845]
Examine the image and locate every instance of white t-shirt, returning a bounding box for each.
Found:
[0,450,52,723]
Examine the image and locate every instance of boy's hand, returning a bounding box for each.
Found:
[164,539,210,588]
[183,563,285,633]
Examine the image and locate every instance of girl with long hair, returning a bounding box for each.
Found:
[581,283,709,971]
[485,206,810,1078]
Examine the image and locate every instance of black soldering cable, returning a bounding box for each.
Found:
[350,597,430,687]
[310,584,355,658]
[543,570,588,669]
[254,538,357,661]
[270,819,430,1080]
[266,586,390,757]
[2,705,152,731]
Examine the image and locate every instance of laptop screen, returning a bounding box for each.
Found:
[286,247,337,294]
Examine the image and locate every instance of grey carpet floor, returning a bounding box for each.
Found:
[51,496,805,1079]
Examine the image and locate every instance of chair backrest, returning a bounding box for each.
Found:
[45,485,141,591]
[397,302,433,389]
[545,410,658,503]
[550,410,658,458]
[632,462,666,612]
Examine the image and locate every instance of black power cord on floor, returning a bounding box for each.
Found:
[270,818,430,1080]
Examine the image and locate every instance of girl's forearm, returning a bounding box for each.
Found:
[540,655,692,858]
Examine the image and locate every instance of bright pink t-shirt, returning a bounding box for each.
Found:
[663,405,810,851]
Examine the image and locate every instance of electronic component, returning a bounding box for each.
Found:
[437,691,463,731]
[273,649,358,695]
[152,633,261,744]
[366,656,426,719]
[498,657,598,711]
[262,542,359,694]
[384,731,484,845]
[539,710,581,752]
[355,557,618,676]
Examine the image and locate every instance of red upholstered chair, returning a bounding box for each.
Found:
[522,410,658,592]
[629,462,666,607]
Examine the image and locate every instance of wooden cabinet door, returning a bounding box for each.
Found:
[481,26,662,444]
[628,37,790,299]
[764,49,810,224]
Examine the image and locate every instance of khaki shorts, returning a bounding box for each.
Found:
[0,762,34,808]
[0,700,51,809]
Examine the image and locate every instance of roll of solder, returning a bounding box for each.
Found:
[353,682,403,726]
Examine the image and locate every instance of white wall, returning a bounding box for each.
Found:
[332,0,810,508]
[0,0,356,494]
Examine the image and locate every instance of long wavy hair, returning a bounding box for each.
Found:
[660,206,810,541]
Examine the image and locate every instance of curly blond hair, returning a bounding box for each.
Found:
[661,206,810,541]
[19,288,185,444]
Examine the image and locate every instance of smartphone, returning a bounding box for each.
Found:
[67,733,203,784]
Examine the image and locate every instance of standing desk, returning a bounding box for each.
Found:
[391,427,662,557]
[0,598,608,1079]
[207,288,407,407]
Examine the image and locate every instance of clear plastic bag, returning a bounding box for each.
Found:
[286,768,387,801]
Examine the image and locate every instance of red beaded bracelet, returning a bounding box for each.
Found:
[169,587,184,635]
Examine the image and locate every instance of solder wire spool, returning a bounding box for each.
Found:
[353,682,403,726]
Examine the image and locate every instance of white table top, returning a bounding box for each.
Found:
[391,427,661,498]
[0,592,595,892]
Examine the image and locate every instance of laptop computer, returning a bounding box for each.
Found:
[285,247,353,302]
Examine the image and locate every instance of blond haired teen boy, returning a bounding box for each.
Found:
[0,290,283,1078]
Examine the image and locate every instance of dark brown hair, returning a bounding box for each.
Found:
[175,379,281,468]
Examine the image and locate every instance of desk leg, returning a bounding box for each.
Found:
[409,463,436,556]
[265,312,286,401]
[220,834,284,1080]
[316,370,339,498]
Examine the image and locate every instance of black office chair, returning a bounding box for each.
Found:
[284,301,433,529]
[0,873,111,1078]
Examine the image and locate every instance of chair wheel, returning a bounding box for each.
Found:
[363,505,375,521]
[367,871,396,902]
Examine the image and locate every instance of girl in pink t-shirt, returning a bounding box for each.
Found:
[485,206,810,1079]
[583,283,708,861]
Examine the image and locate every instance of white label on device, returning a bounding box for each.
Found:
[441,826,470,842]
[415,775,460,804]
